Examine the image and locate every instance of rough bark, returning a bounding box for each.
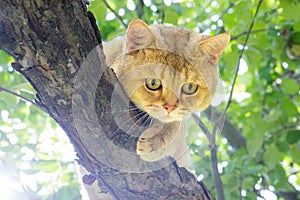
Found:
[0,0,215,199]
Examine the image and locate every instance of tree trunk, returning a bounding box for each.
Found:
[0,0,215,199]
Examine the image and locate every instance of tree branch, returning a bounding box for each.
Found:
[0,86,47,113]
[192,113,225,200]
[136,0,145,19]
[217,2,235,22]
[231,28,268,40]
[192,1,265,199]
[224,0,264,112]
[203,107,246,149]
[0,0,215,199]
[102,0,127,27]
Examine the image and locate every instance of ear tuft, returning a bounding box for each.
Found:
[199,33,230,64]
[126,19,156,52]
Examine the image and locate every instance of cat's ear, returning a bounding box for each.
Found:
[126,19,156,52]
[199,33,230,64]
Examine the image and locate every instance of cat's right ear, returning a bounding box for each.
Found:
[198,33,230,64]
[126,19,156,52]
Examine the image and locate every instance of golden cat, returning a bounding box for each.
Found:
[103,19,230,167]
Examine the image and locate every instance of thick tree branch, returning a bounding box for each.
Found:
[0,0,214,199]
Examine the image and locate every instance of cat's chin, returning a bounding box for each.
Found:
[152,113,190,123]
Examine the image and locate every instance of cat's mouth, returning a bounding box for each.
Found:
[143,104,191,123]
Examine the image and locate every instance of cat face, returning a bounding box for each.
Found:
[110,19,230,123]
[115,49,211,123]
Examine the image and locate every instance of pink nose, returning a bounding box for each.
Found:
[164,104,177,113]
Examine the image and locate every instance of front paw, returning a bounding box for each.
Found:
[136,136,164,154]
[136,136,165,162]
[136,122,181,162]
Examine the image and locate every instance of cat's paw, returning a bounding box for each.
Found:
[136,135,165,154]
[136,137,165,162]
[136,122,181,162]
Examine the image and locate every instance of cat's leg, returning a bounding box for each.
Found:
[136,121,183,162]
[172,137,192,169]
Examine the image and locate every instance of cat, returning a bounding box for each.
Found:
[103,19,230,168]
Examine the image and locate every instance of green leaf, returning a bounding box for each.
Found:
[54,184,81,200]
[243,176,255,188]
[226,158,237,173]
[247,134,265,156]
[290,32,300,44]
[164,10,178,25]
[279,1,300,21]
[287,130,300,144]
[276,139,290,152]
[280,98,298,117]
[264,109,283,122]
[271,164,295,192]
[61,172,74,183]
[32,160,60,172]
[244,192,257,200]
[235,1,252,22]
[0,91,19,107]
[0,50,15,65]
[291,141,300,165]
[280,78,299,95]
[263,144,282,169]
[19,90,35,101]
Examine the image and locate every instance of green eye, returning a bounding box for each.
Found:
[145,78,162,91]
[182,82,198,95]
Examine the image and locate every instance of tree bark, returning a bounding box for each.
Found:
[0,0,215,199]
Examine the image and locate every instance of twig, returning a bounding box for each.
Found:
[160,1,165,24]
[0,86,47,113]
[215,0,264,199]
[217,2,235,22]
[192,113,224,199]
[102,0,127,28]
[231,28,268,40]
[192,113,213,140]
[192,1,264,200]
[224,0,264,113]
[136,0,144,19]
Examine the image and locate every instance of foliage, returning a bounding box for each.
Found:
[1,0,299,199]
[0,50,80,199]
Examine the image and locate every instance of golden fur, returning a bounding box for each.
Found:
[103,19,230,167]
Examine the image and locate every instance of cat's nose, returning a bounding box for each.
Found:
[163,103,177,113]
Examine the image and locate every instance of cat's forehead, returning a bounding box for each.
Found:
[126,49,202,79]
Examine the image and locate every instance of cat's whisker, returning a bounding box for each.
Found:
[109,110,148,139]
[124,113,150,137]
[102,18,229,168]
[110,108,143,118]
[111,114,151,145]
[111,107,141,114]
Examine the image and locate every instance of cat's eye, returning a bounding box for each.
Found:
[182,82,198,95]
[145,78,162,91]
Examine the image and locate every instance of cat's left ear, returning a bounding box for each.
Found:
[126,19,156,52]
[199,33,230,64]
